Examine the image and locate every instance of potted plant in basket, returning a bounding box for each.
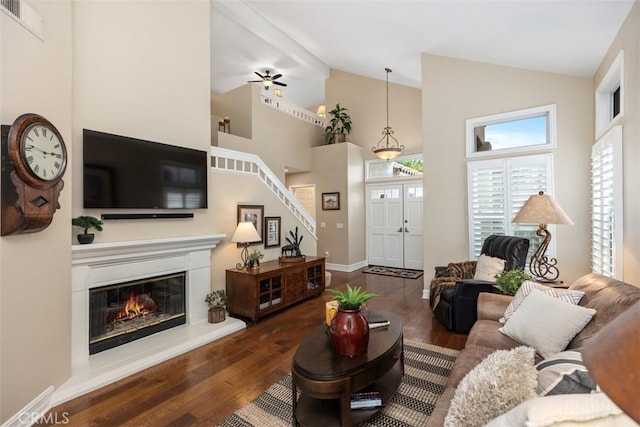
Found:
[247,249,264,270]
[328,284,378,356]
[205,290,228,323]
[495,269,532,295]
[324,103,352,144]
[71,215,104,244]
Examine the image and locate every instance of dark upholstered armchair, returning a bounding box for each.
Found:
[430,235,530,333]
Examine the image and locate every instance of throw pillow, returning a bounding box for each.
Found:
[444,346,537,427]
[500,280,585,324]
[536,349,597,395]
[473,254,505,282]
[486,393,636,427]
[499,290,596,358]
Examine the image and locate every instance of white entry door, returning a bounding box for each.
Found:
[367,182,424,270]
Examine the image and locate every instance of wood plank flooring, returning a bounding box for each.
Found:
[45,268,467,426]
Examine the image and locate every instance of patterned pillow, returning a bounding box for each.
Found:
[500,281,585,324]
[473,254,506,282]
[535,349,597,395]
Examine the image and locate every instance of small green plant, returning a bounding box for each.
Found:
[324,103,352,144]
[247,250,264,268]
[329,284,378,310]
[205,290,228,309]
[495,269,532,295]
[71,215,104,234]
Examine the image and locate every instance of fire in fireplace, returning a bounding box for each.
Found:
[89,272,186,354]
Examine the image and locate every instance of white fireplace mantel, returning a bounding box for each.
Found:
[51,234,246,407]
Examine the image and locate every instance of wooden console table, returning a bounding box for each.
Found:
[226,256,325,321]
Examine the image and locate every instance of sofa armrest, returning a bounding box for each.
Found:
[477,293,513,322]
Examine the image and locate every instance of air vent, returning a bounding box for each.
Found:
[1,0,44,39]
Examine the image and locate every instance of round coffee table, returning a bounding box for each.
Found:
[291,311,403,426]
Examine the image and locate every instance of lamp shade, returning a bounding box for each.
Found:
[230,221,261,243]
[512,191,574,225]
[316,105,326,117]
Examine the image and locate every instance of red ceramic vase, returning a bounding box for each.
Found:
[329,307,370,357]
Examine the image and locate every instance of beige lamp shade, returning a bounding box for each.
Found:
[230,221,261,243]
[512,191,574,225]
[316,105,326,118]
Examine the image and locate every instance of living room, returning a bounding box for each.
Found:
[2,0,639,425]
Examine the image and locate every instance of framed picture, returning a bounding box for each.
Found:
[322,192,340,210]
[237,204,264,245]
[264,216,281,248]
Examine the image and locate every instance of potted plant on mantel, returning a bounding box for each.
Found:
[71,215,104,244]
[324,103,352,144]
[328,284,378,357]
[205,290,228,323]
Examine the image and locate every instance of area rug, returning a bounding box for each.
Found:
[216,340,458,427]
[363,266,424,279]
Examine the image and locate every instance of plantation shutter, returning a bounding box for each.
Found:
[591,126,623,278]
[467,154,553,259]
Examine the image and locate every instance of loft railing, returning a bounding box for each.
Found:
[261,95,325,128]
[210,147,317,238]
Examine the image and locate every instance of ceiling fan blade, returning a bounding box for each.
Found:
[254,71,265,79]
[273,81,287,87]
[247,80,263,83]
[271,74,283,80]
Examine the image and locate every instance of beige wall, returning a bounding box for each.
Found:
[1,1,73,421]
[422,54,593,288]
[324,69,422,158]
[594,1,640,284]
[211,84,253,140]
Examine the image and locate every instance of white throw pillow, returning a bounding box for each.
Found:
[473,254,506,282]
[487,393,637,427]
[500,280,585,324]
[499,290,596,358]
[444,346,537,427]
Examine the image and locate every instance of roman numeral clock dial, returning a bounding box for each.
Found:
[2,113,68,235]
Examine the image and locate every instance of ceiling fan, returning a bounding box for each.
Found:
[248,70,287,90]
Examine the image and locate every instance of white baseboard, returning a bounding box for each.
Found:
[326,260,367,272]
[3,386,55,427]
[422,288,430,299]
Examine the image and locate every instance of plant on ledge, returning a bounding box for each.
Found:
[71,215,104,244]
[495,269,532,295]
[324,103,352,144]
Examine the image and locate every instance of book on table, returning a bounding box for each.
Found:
[366,314,390,329]
[350,391,382,409]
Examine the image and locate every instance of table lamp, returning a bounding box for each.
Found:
[512,191,573,282]
[230,221,261,269]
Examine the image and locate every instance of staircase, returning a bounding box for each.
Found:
[210,147,317,238]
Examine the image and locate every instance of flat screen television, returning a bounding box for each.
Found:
[83,129,208,209]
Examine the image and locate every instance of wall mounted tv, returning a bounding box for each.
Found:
[83,129,208,209]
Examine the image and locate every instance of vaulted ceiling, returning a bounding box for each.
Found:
[210,0,635,108]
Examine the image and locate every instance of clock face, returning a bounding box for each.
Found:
[20,123,67,181]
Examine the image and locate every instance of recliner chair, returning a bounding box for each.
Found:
[430,235,530,333]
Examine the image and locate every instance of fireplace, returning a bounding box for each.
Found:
[89,272,187,354]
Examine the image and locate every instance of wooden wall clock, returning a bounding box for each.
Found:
[1,113,68,235]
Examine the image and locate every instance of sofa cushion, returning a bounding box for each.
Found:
[444,346,537,427]
[535,349,596,396]
[499,290,596,358]
[473,254,505,282]
[500,280,584,324]
[465,319,521,351]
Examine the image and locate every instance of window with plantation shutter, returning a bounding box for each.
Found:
[467,153,554,260]
[591,126,623,278]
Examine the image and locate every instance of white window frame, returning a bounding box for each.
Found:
[467,153,555,260]
[591,126,623,279]
[365,154,423,182]
[466,104,557,159]
[595,50,624,139]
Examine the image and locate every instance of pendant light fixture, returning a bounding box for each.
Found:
[372,68,404,160]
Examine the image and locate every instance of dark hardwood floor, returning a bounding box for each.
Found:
[45,268,466,426]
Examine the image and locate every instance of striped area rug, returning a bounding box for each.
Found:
[216,340,459,427]
[363,266,424,279]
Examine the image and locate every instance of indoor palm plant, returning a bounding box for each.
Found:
[324,103,352,144]
[71,215,104,244]
[495,269,532,295]
[328,284,378,356]
[205,289,228,323]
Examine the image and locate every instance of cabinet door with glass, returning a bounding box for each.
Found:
[258,274,283,313]
[305,260,325,297]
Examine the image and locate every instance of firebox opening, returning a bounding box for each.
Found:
[89,272,186,355]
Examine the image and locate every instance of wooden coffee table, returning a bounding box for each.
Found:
[291,311,403,426]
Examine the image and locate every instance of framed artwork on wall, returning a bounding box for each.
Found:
[322,192,340,210]
[237,204,264,245]
[264,216,281,248]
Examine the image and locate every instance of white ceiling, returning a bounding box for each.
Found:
[210,0,634,108]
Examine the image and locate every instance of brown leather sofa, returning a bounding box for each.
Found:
[426,273,640,426]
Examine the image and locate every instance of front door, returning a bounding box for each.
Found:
[366,182,423,270]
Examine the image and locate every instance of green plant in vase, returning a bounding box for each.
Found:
[495,269,532,295]
[329,284,378,310]
[324,103,352,144]
[205,289,228,323]
[247,249,264,270]
[328,284,378,357]
[71,215,104,244]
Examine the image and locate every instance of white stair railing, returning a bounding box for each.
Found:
[210,147,317,238]
[261,95,325,128]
